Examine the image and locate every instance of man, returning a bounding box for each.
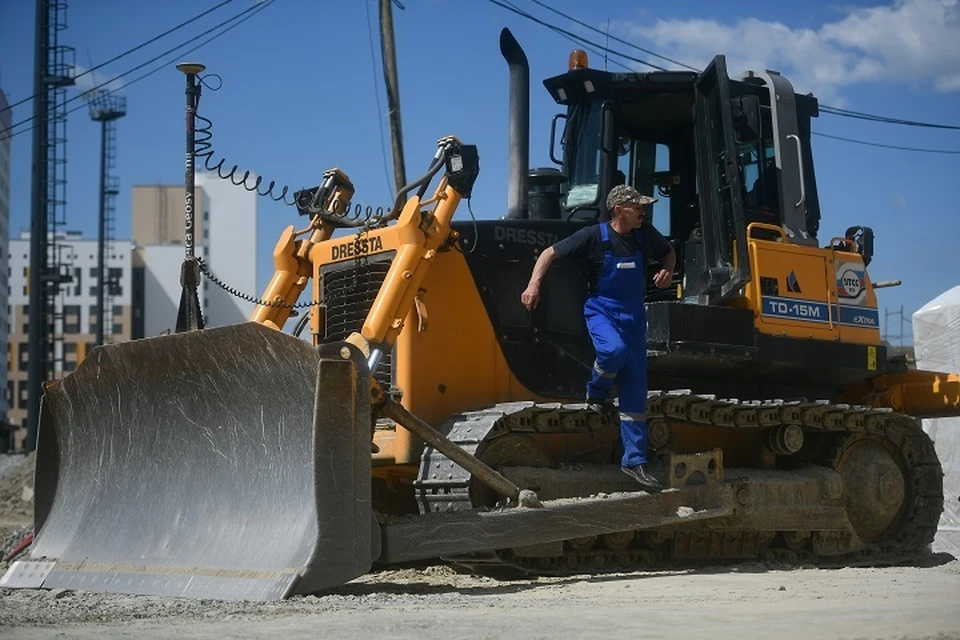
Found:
[520,185,676,489]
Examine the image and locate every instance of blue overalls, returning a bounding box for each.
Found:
[584,223,649,467]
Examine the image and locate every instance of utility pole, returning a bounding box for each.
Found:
[26,0,51,451]
[86,91,126,346]
[379,0,406,193]
[27,0,74,451]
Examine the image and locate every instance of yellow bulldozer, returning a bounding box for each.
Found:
[3,30,959,601]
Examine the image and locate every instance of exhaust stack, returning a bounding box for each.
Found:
[500,28,529,219]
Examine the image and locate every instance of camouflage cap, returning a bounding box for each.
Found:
[606,184,658,210]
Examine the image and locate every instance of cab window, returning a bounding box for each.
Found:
[562,100,602,208]
[616,140,672,238]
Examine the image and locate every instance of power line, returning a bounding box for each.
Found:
[523,0,699,71]
[0,0,238,116]
[488,0,960,153]
[818,105,960,130]
[1,0,275,143]
[812,131,960,154]
[504,1,633,73]
[4,0,269,137]
[486,0,668,71]
[494,0,960,135]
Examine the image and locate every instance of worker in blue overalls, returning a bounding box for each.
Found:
[521,185,676,489]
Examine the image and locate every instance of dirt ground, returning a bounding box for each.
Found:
[1,560,959,639]
[2,455,959,640]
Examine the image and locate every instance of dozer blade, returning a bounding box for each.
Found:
[2,323,377,601]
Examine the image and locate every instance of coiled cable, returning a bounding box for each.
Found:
[194,112,297,205]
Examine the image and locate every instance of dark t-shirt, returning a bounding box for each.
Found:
[552,222,673,291]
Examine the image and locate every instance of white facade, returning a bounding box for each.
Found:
[142,244,204,337]
[195,172,257,325]
[1,85,11,425]
[9,231,133,335]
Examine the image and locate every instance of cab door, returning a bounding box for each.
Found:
[694,55,750,304]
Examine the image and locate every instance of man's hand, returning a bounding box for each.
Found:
[521,284,540,311]
[653,268,673,289]
[521,246,556,312]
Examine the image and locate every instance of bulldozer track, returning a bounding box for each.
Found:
[414,391,943,575]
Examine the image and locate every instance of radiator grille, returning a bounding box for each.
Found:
[321,254,394,388]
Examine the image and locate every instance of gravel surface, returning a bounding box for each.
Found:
[0,453,34,568]
[2,560,959,639]
[0,455,24,481]
[2,454,958,639]
[0,453,34,522]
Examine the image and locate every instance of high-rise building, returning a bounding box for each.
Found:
[131,175,257,337]
[6,231,132,448]
[0,83,12,449]
[196,172,257,325]
[131,183,205,246]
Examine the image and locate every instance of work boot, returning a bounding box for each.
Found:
[621,464,662,490]
[586,397,612,414]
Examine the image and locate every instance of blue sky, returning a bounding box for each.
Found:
[1,0,958,344]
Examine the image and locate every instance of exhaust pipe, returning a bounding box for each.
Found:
[500,28,529,219]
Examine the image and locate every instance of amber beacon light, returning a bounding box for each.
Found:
[568,49,589,70]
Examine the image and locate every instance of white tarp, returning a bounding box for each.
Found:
[913,285,960,557]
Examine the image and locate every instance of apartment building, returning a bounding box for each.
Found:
[6,231,132,446]
[1,84,12,441]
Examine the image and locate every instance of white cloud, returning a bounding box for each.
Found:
[620,0,960,102]
[72,64,126,98]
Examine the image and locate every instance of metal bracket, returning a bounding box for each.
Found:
[665,448,723,489]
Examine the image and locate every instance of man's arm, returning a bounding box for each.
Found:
[646,223,676,289]
[521,225,593,310]
[653,246,676,289]
[521,246,556,311]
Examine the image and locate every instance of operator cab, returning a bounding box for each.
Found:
[542,52,823,304]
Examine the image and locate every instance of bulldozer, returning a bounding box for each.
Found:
[4,29,959,601]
